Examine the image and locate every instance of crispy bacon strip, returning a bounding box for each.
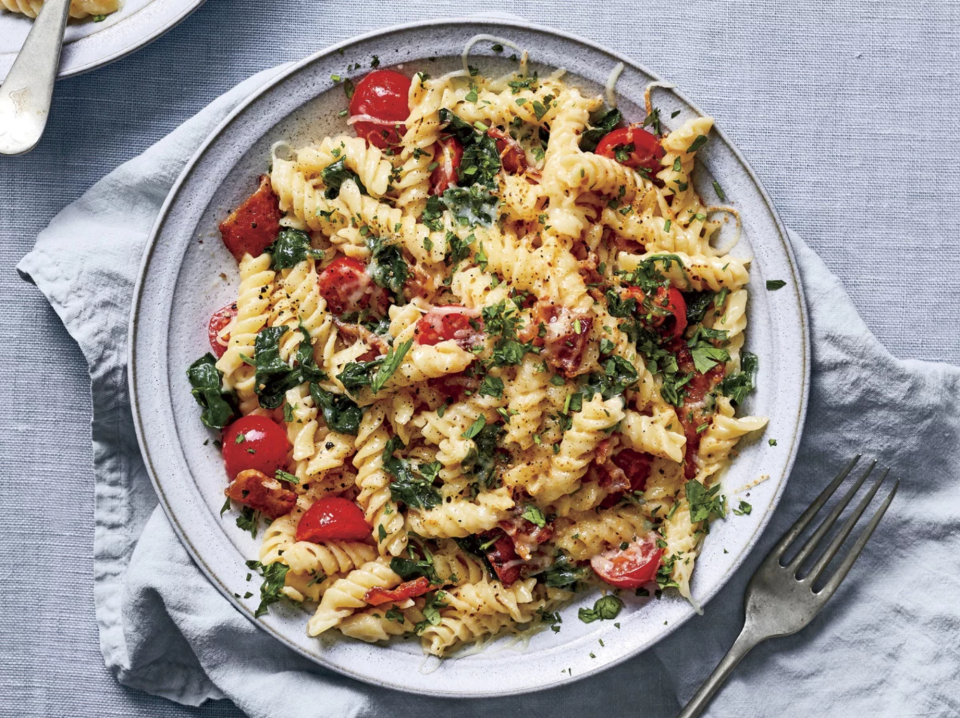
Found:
[668,339,725,479]
[333,318,390,356]
[224,469,296,519]
[523,300,594,378]
[218,175,283,262]
[365,577,431,606]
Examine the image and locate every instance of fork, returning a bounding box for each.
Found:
[677,456,899,718]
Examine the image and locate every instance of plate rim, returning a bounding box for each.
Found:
[129,16,810,697]
[0,0,206,81]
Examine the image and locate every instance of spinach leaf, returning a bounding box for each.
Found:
[442,185,499,228]
[337,358,379,393]
[321,157,366,199]
[309,383,364,435]
[365,234,408,298]
[383,436,442,510]
[684,291,716,325]
[422,195,445,232]
[370,339,413,394]
[437,108,501,226]
[462,422,502,490]
[249,326,326,409]
[578,595,623,623]
[718,351,758,405]
[390,544,442,585]
[186,353,237,429]
[579,108,622,152]
[268,228,318,270]
[542,552,588,588]
[338,339,413,397]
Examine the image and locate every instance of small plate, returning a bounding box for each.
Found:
[0,0,205,81]
[129,17,809,697]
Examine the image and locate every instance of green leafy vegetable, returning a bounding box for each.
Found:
[383,437,442,510]
[248,326,326,409]
[236,507,261,538]
[268,228,319,270]
[309,384,364,435]
[462,423,502,490]
[521,504,546,528]
[766,279,786,291]
[390,545,441,585]
[685,479,726,523]
[441,185,499,228]
[365,235,408,299]
[187,354,237,429]
[478,374,505,399]
[414,591,449,634]
[718,351,758,405]
[684,291,716,325]
[733,500,752,516]
[321,157,366,198]
[245,560,290,617]
[578,595,623,623]
[461,415,487,439]
[580,108,622,152]
[371,339,413,394]
[275,470,299,485]
[581,355,639,401]
[686,135,708,153]
[605,288,638,318]
[542,552,587,588]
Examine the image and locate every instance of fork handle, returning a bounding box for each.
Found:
[676,625,765,718]
[0,0,72,155]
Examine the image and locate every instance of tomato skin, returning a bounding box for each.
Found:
[414,305,483,347]
[221,416,290,479]
[624,285,687,340]
[225,469,297,519]
[318,256,387,316]
[295,496,371,543]
[208,303,238,359]
[596,125,665,176]
[218,175,283,261]
[349,69,411,148]
[429,137,463,195]
[365,577,431,606]
[486,127,525,174]
[591,536,663,589]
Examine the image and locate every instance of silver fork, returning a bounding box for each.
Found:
[677,456,899,718]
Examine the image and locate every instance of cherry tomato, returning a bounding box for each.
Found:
[295,496,371,543]
[218,175,283,261]
[595,125,666,176]
[365,577,431,606]
[486,127,526,174]
[224,469,296,519]
[591,535,663,589]
[222,416,290,479]
[318,256,387,316]
[624,285,687,340]
[429,136,463,195]
[207,303,237,359]
[349,69,411,148]
[414,305,483,347]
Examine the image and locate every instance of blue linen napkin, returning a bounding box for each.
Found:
[17,66,960,717]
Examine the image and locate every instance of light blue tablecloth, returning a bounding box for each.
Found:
[1,2,959,717]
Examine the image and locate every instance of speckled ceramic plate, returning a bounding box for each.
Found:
[129,18,810,697]
[0,0,205,81]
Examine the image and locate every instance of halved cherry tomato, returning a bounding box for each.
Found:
[624,285,687,340]
[222,416,290,479]
[218,175,283,261]
[295,496,371,543]
[414,305,483,348]
[365,576,431,606]
[429,136,463,195]
[225,469,296,519]
[595,125,665,176]
[486,127,526,174]
[207,303,237,359]
[485,532,521,586]
[349,69,411,148]
[590,535,663,589]
[318,256,387,316]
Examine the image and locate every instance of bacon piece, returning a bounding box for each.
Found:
[333,318,390,356]
[487,128,526,174]
[405,264,440,300]
[224,469,296,519]
[427,372,481,404]
[523,300,594,378]
[365,577,431,606]
[484,531,522,586]
[499,506,553,562]
[597,449,654,508]
[218,175,283,261]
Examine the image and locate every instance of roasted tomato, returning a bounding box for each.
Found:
[485,531,522,586]
[221,416,290,479]
[414,305,484,349]
[595,125,665,176]
[318,256,388,316]
[218,175,283,261]
[224,469,296,519]
[365,577,431,606]
[207,302,237,359]
[295,496,371,543]
[429,136,463,195]
[590,535,663,589]
[486,127,526,174]
[348,69,411,148]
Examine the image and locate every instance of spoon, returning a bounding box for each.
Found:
[0,0,72,155]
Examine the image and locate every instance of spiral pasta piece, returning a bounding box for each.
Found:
[307,558,402,635]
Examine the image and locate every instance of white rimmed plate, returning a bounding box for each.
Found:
[0,0,205,81]
[129,17,809,697]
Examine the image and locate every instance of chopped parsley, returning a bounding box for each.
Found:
[578,595,623,623]
[245,559,290,617]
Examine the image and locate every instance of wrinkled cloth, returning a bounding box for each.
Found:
[17,64,960,718]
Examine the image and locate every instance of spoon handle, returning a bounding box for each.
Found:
[0,0,72,155]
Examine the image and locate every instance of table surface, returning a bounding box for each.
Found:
[1,2,957,716]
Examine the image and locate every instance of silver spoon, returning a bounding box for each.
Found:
[0,0,72,155]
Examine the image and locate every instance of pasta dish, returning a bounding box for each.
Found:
[186,44,767,657]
